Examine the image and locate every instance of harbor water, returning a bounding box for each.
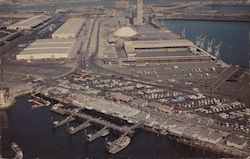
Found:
[164,20,250,67]
[1,95,218,159]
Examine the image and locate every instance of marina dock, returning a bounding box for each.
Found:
[51,105,68,115]
[68,120,91,135]
[29,94,50,109]
[50,106,139,134]
[52,115,75,128]
[85,126,109,142]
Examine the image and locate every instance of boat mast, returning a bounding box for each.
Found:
[195,34,201,47]
[181,27,186,39]
[214,42,222,58]
[200,34,207,49]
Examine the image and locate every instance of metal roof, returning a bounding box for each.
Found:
[52,18,85,36]
[9,15,51,28]
[124,39,194,53]
[18,38,75,55]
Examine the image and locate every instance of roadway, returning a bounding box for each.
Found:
[51,18,95,80]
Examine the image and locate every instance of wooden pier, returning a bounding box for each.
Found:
[52,115,75,128]
[50,106,141,136]
[68,120,91,135]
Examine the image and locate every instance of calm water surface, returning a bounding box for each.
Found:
[165,20,250,67]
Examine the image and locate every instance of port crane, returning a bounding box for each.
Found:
[0,57,3,89]
[214,42,222,58]
[195,34,202,47]
[200,34,207,49]
[181,27,186,39]
[207,38,215,53]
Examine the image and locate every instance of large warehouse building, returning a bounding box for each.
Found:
[117,39,213,66]
[16,39,76,60]
[52,18,85,39]
[7,15,51,30]
[124,39,195,57]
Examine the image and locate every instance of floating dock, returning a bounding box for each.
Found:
[85,126,109,142]
[68,120,91,135]
[52,116,75,128]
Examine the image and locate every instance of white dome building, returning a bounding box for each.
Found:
[113,27,137,38]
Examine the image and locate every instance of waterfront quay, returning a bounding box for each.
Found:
[31,70,250,157]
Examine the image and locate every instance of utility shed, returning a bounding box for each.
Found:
[52,18,85,39]
[16,39,75,60]
[7,15,51,30]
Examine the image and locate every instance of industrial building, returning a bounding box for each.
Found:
[16,39,76,60]
[108,92,133,102]
[52,18,85,39]
[115,0,129,9]
[116,39,213,66]
[124,39,194,56]
[7,15,51,30]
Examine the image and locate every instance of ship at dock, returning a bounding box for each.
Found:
[106,136,131,154]
[10,142,23,159]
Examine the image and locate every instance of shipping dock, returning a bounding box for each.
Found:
[52,115,75,128]
[50,104,142,134]
[85,126,109,142]
[68,120,91,135]
[28,94,51,109]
